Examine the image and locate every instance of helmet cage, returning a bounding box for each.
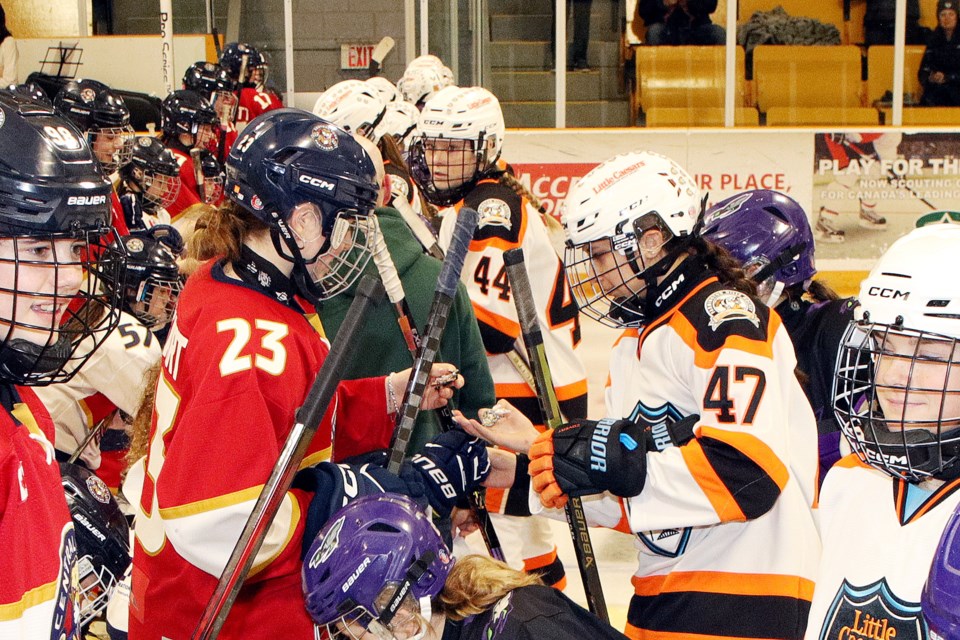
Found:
[126,271,182,330]
[212,90,239,126]
[0,230,126,385]
[302,213,377,301]
[408,133,494,207]
[834,315,960,482]
[76,553,121,628]
[139,169,181,213]
[88,125,135,175]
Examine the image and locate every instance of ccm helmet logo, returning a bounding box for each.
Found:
[868,286,909,300]
[298,175,336,192]
[67,195,107,206]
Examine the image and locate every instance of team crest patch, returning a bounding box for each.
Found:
[389,175,409,199]
[311,124,339,151]
[138,137,153,148]
[309,515,344,569]
[86,475,112,504]
[0,108,5,129]
[702,192,753,226]
[124,237,145,254]
[818,578,926,640]
[476,198,512,230]
[80,87,97,103]
[250,195,264,210]
[705,290,759,331]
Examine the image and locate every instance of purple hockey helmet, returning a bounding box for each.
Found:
[302,493,454,637]
[923,501,960,639]
[702,190,816,292]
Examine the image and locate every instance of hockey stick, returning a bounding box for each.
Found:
[193,275,385,640]
[368,36,396,78]
[387,207,478,474]
[503,247,609,623]
[190,148,207,204]
[67,415,111,465]
[369,218,505,561]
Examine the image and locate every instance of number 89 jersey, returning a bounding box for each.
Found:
[438,177,587,425]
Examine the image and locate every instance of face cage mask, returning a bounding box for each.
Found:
[288,213,376,304]
[0,232,126,386]
[126,275,182,330]
[140,172,182,213]
[90,125,136,175]
[212,90,239,126]
[833,318,960,482]
[316,584,431,640]
[563,214,676,329]
[76,554,119,629]
[248,64,269,90]
[409,135,491,207]
[742,258,786,308]
[202,173,225,205]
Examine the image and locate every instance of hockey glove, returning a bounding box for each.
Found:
[529,418,647,509]
[410,429,491,517]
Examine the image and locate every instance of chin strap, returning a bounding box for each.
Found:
[378,550,436,628]
[0,335,72,383]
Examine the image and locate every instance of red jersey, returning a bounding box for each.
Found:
[0,386,79,639]
[165,147,201,221]
[236,87,283,130]
[129,260,392,639]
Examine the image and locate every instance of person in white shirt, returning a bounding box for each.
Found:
[0,4,17,87]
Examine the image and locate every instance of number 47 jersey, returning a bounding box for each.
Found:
[438,178,588,425]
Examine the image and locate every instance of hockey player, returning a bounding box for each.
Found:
[303,494,628,640]
[219,41,283,129]
[117,136,182,230]
[923,500,960,640]
[195,148,225,206]
[0,89,126,638]
[459,151,821,640]
[128,110,470,639]
[411,85,587,588]
[805,224,960,640]
[702,189,858,483]
[158,89,219,221]
[397,59,450,109]
[182,59,241,159]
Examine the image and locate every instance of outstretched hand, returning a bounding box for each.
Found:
[389,363,464,412]
[453,400,540,454]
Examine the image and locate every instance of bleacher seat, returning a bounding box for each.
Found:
[754,45,865,113]
[645,107,760,127]
[879,106,960,125]
[635,46,747,111]
[866,45,926,106]
[765,106,880,125]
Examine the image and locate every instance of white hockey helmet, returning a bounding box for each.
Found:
[312,80,387,142]
[834,224,960,481]
[397,65,447,106]
[379,100,419,147]
[365,76,403,104]
[559,151,702,328]
[408,86,505,205]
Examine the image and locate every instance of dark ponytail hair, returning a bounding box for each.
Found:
[0,4,11,43]
[688,236,758,296]
[781,279,841,305]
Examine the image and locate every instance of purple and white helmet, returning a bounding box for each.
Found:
[702,189,816,303]
[302,494,454,638]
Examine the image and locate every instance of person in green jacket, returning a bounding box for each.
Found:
[319,205,496,458]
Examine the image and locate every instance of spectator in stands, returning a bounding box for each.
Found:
[0,4,17,86]
[919,0,960,106]
[639,0,725,45]
[550,0,595,71]
[864,0,924,46]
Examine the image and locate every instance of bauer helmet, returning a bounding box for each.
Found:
[560,150,701,328]
[0,90,126,385]
[303,494,454,639]
[409,86,504,206]
[225,108,379,303]
[59,461,131,629]
[120,226,183,330]
[312,80,387,142]
[196,148,224,205]
[160,90,219,151]
[702,190,816,305]
[834,224,960,482]
[54,79,134,175]
[120,136,181,214]
[182,60,239,126]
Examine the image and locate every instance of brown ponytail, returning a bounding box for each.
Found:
[498,171,547,214]
[689,237,757,296]
[189,200,269,263]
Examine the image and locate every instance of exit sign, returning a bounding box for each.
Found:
[340,44,376,70]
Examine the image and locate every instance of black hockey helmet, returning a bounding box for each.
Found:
[160,89,219,143]
[121,225,183,330]
[219,42,268,87]
[53,79,135,174]
[59,461,131,629]
[120,136,181,213]
[0,89,126,385]
[225,108,380,302]
[182,60,239,124]
[196,148,224,205]
[9,81,51,106]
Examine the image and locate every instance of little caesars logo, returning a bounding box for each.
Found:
[819,578,926,640]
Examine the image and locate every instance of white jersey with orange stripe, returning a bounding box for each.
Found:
[805,456,960,640]
[438,177,587,424]
[557,268,820,639]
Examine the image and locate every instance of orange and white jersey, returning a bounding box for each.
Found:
[33,311,160,471]
[805,457,960,640]
[438,178,587,426]
[560,269,820,639]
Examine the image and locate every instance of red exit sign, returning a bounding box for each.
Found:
[340,44,376,70]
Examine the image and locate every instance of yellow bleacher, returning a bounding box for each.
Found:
[765,106,880,126]
[866,45,926,106]
[635,46,747,112]
[645,106,761,127]
[880,106,960,124]
[753,45,865,120]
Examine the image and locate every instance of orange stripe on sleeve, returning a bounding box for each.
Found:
[554,379,588,402]
[669,312,779,369]
[697,427,790,492]
[472,304,520,340]
[680,440,747,522]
